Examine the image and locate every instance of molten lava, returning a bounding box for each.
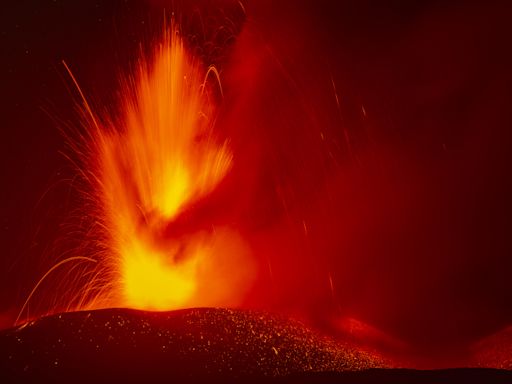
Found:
[86,28,254,311]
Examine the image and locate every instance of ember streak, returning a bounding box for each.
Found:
[1,0,512,372]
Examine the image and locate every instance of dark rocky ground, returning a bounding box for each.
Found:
[0,308,511,383]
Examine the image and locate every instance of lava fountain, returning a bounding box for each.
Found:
[52,26,255,314]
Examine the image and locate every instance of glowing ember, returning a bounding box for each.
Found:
[73,27,254,311]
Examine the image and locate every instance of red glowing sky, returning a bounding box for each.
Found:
[1,0,511,361]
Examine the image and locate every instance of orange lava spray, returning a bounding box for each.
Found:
[94,27,255,311]
[18,24,256,321]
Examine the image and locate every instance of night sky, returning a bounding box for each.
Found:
[1,0,512,362]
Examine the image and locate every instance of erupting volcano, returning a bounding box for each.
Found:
[2,0,512,382]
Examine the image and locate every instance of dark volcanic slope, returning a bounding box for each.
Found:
[2,308,512,383]
[0,307,385,381]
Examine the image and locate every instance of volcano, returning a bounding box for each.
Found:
[1,308,511,383]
